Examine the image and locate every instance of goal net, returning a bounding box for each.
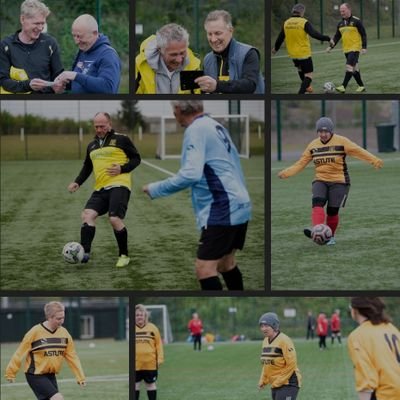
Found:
[156,114,250,160]
[144,305,173,344]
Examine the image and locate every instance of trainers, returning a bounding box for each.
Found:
[116,255,130,267]
[356,86,366,92]
[326,237,336,246]
[306,85,313,93]
[303,228,312,239]
[335,85,345,93]
[81,253,90,263]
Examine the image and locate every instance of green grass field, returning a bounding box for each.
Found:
[142,340,356,400]
[271,37,400,93]
[1,339,128,400]
[0,156,264,290]
[271,153,400,290]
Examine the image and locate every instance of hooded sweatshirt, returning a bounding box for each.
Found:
[70,34,121,93]
[135,35,200,94]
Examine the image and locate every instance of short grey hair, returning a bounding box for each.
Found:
[171,101,204,115]
[21,0,50,18]
[44,301,64,319]
[292,3,306,16]
[156,23,189,51]
[204,10,233,29]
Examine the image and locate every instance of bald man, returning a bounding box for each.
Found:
[55,14,121,93]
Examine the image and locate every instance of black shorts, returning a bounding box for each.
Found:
[271,385,299,400]
[135,370,158,384]
[197,222,248,260]
[292,57,313,74]
[85,186,131,218]
[344,51,360,67]
[25,373,58,400]
[312,181,350,208]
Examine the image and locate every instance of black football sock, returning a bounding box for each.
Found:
[298,70,305,81]
[353,71,364,86]
[342,71,353,87]
[135,391,140,400]
[199,276,223,290]
[114,227,128,256]
[299,77,312,94]
[147,390,157,400]
[80,223,95,253]
[221,265,244,290]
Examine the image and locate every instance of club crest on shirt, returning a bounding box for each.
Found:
[76,61,94,75]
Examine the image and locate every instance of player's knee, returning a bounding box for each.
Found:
[312,197,326,207]
[81,209,96,223]
[327,206,339,216]
[145,382,156,390]
[50,392,64,400]
[346,64,354,72]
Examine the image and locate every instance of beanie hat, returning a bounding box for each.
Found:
[316,117,334,133]
[259,312,280,331]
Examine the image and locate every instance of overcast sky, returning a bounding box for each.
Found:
[0,100,264,122]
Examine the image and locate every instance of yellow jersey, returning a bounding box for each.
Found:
[348,321,400,399]
[333,15,367,53]
[135,322,164,371]
[5,323,85,383]
[283,17,311,59]
[259,332,301,389]
[280,134,382,184]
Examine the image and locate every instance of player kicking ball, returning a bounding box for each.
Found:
[67,112,141,267]
[278,117,383,245]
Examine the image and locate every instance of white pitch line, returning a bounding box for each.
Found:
[272,40,400,59]
[1,374,129,387]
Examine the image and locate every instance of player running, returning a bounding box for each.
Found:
[5,301,86,400]
[67,112,141,267]
[327,3,367,93]
[348,297,400,400]
[278,117,383,245]
[272,3,331,94]
[258,312,301,399]
[135,304,164,400]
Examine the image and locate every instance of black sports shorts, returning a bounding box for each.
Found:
[344,51,360,67]
[25,373,58,400]
[292,57,313,74]
[135,370,158,384]
[85,186,131,218]
[197,222,248,260]
[271,385,300,400]
[312,181,350,208]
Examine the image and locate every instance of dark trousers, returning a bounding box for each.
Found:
[193,334,201,350]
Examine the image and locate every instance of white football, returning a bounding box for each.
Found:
[311,224,332,245]
[62,242,84,264]
[323,82,336,93]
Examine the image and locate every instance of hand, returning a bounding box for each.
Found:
[271,48,277,55]
[373,159,383,169]
[52,79,66,94]
[78,381,86,387]
[326,46,332,53]
[68,182,80,193]
[278,170,288,179]
[142,185,151,196]
[55,71,77,83]
[6,378,15,383]
[194,75,217,93]
[361,48,367,55]
[29,78,54,91]
[106,163,121,176]
[258,383,265,390]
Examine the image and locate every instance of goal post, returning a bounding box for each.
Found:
[157,114,250,160]
[144,304,173,344]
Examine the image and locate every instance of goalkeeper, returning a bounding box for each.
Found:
[143,100,251,290]
[278,117,383,245]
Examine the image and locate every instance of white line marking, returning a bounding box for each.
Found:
[142,159,175,176]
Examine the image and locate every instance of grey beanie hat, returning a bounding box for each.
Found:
[259,312,280,331]
[316,117,334,133]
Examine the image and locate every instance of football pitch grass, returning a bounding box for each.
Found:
[143,340,356,400]
[271,37,400,93]
[271,152,400,290]
[0,339,128,400]
[0,157,264,291]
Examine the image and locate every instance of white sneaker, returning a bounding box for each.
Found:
[326,237,336,246]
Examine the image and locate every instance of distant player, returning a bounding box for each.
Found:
[272,3,331,94]
[67,112,141,267]
[330,309,342,345]
[187,312,203,351]
[327,3,367,93]
[316,312,328,350]
[278,117,383,245]
[258,312,301,399]
[348,297,400,399]
[143,100,251,290]
[5,301,86,400]
[135,304,164,400]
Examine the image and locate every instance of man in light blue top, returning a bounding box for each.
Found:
[143,100,251,290]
